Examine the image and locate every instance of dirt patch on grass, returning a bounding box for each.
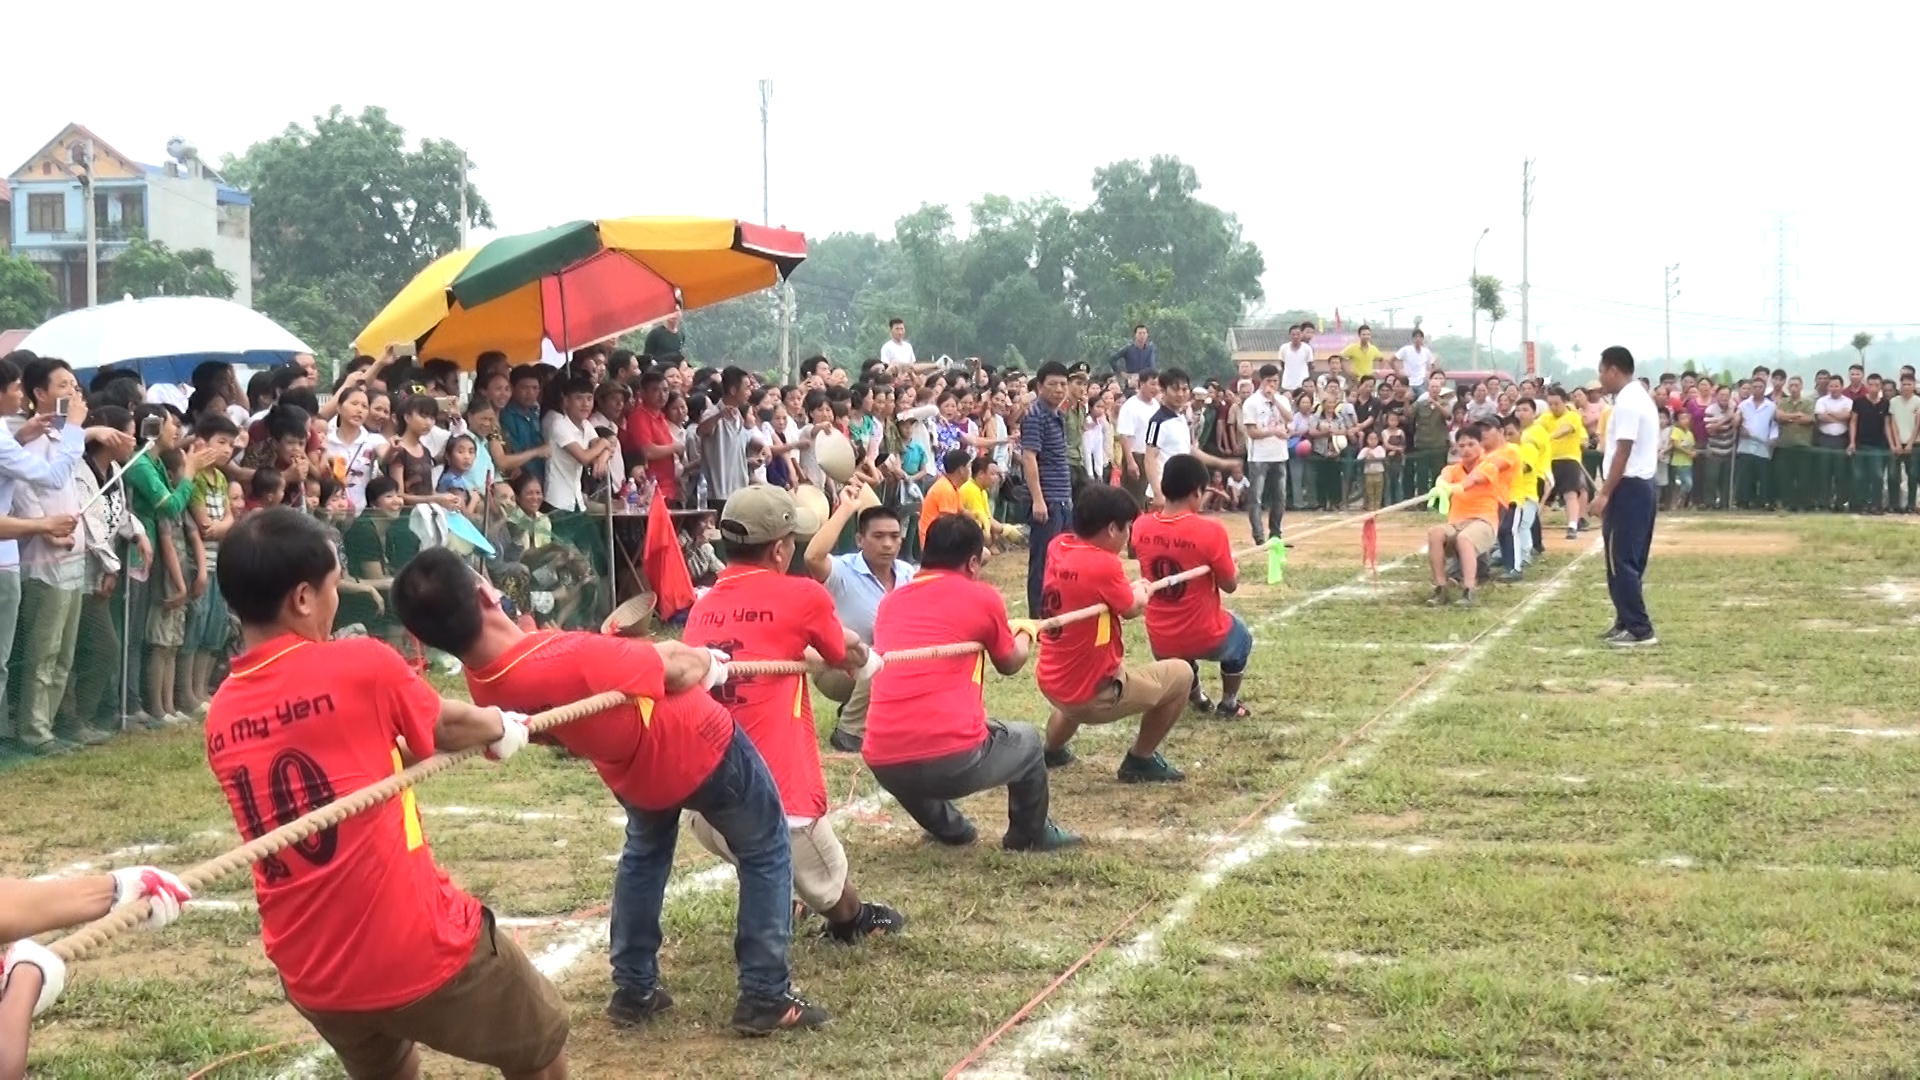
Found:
[1652,530,1797,557]
[1537,676,1690,695]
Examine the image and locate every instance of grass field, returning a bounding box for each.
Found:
[11,508,1920,1078]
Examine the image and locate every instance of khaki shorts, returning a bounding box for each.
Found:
[291,909,568,1079]
[1438,518,1496,554]
[1047,659,1194,726]
[689,812,849,913]
[812,667,872,738]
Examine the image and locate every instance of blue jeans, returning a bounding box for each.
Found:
[610,725,792,1003]
[1602,477,1657,638]
[1027,498,1073,619]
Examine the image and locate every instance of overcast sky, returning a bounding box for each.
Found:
[10,1,1915,366]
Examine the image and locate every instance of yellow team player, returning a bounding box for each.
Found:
[1540,385,1589,541]
[1499,413,1544,580]
[958,456,1023,549]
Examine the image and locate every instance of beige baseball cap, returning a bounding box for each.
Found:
[720,484,821,545]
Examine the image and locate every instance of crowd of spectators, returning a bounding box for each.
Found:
[0,312,1892,761]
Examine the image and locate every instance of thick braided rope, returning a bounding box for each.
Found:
[728,495,1432,679]
[48,689,634,963]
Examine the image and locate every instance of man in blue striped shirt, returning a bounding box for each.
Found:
[1021,362,1075,618]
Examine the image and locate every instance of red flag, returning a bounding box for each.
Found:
[643,488,697,619]
[1360,515,1378,577]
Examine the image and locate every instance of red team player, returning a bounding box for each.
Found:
[1035,484,1194,783]
[684,485,904,944]
[390,547,833,1035]
[1130,454,1255,718]
[205,509,568,1080]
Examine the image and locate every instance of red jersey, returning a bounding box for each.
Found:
[621,405,679,499]
[464,631,733,812]
[1131,510,1236,657]
[684,567,847,819]
[205,635,480,1012]
[864,571,1017,767]
[1036,534,1134,705]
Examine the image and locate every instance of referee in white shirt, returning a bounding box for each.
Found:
[1590,346,1660,647]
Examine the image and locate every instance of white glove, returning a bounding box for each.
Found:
[856,647,885,681]
[3,940,65,1017]
[110,865,192,930]
[486,711,530,762]
[702,649,732,691]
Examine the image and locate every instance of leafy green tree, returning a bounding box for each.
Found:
[1471,274,1507,348]
[0,256,58,329]
[106,235,236,300]
[224,106,490,363]
[1852,331,1873,363]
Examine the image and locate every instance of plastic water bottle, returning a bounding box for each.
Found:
[623,479,640,510]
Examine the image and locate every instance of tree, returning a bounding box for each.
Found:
[1472,274,1507,349]
[1852,331,1873,363]
[224,106,491,362]
[107,235,236,300]
[0,256,57,330]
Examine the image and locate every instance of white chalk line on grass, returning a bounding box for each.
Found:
[956,541,1600,1080]
[1700,723,1920,739]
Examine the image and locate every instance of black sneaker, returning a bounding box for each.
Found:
[1599,625,1624,641]
[824,902,906,943]
[1425,586,1450,607]
[1457,589,1477,608]
[827,728,863,754]
[1004,820,1084,852]
[607,986,675,1027]
[1610,631,1660,648]
[732,990,833,1036]
[1118,751,1185,784]
[1043,745,1076,769]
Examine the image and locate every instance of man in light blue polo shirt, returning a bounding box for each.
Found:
[804,486,915,753]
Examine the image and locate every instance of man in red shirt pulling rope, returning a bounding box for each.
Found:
[206,508,568,1080]
[862,514,1082,852]
[684,485,906,946]
[1035,484,1194,782]
[391,547,834,1037]
[1131,454,1255,719]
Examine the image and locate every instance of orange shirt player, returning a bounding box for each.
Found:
[205,508,568,1080]
[1034,483,1195,783]
[684,485,906,946]
[1426,423,1504,607]
[1131,454,1255,718]
[389,547,835,1037]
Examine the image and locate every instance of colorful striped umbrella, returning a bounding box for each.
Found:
[355,217,806,368]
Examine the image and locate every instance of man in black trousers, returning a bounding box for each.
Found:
[1590,346,1661,647]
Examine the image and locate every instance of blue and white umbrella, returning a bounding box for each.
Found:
[16,296,312,385]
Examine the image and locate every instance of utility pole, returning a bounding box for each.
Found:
[1520,159,1534,352]
[1664,263,1681,366]
[759,79,793,380]
[1470,226,1490,369]
[457,153,471,249]
[1384,307,1398,329]
[1771,214,1791,363]
[73,138,98,308]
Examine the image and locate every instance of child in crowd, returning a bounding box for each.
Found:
[438,434,484,517]
[249,469,286,513]
[1225,464,1249,511]
[182,415,241,714]
[1667,408,1696,508]
[1654,406,1673,507]
[1383,410,1408,504]
[1359,431,1388,509]
[1201,470,1231,513]
[146,449,192,723]
[388,395,442,505]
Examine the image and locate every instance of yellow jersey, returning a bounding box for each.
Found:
[958,478,994,531]
[1511,440,1544,504]
[1340,342,1384,378]
[1542,408,1587,461]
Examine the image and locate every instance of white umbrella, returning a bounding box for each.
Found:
[16,296,312,383]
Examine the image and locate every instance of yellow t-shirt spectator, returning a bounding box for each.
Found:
[959,477,994,531]
[1542,408,1587,461]
[1340,341,1384,378]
